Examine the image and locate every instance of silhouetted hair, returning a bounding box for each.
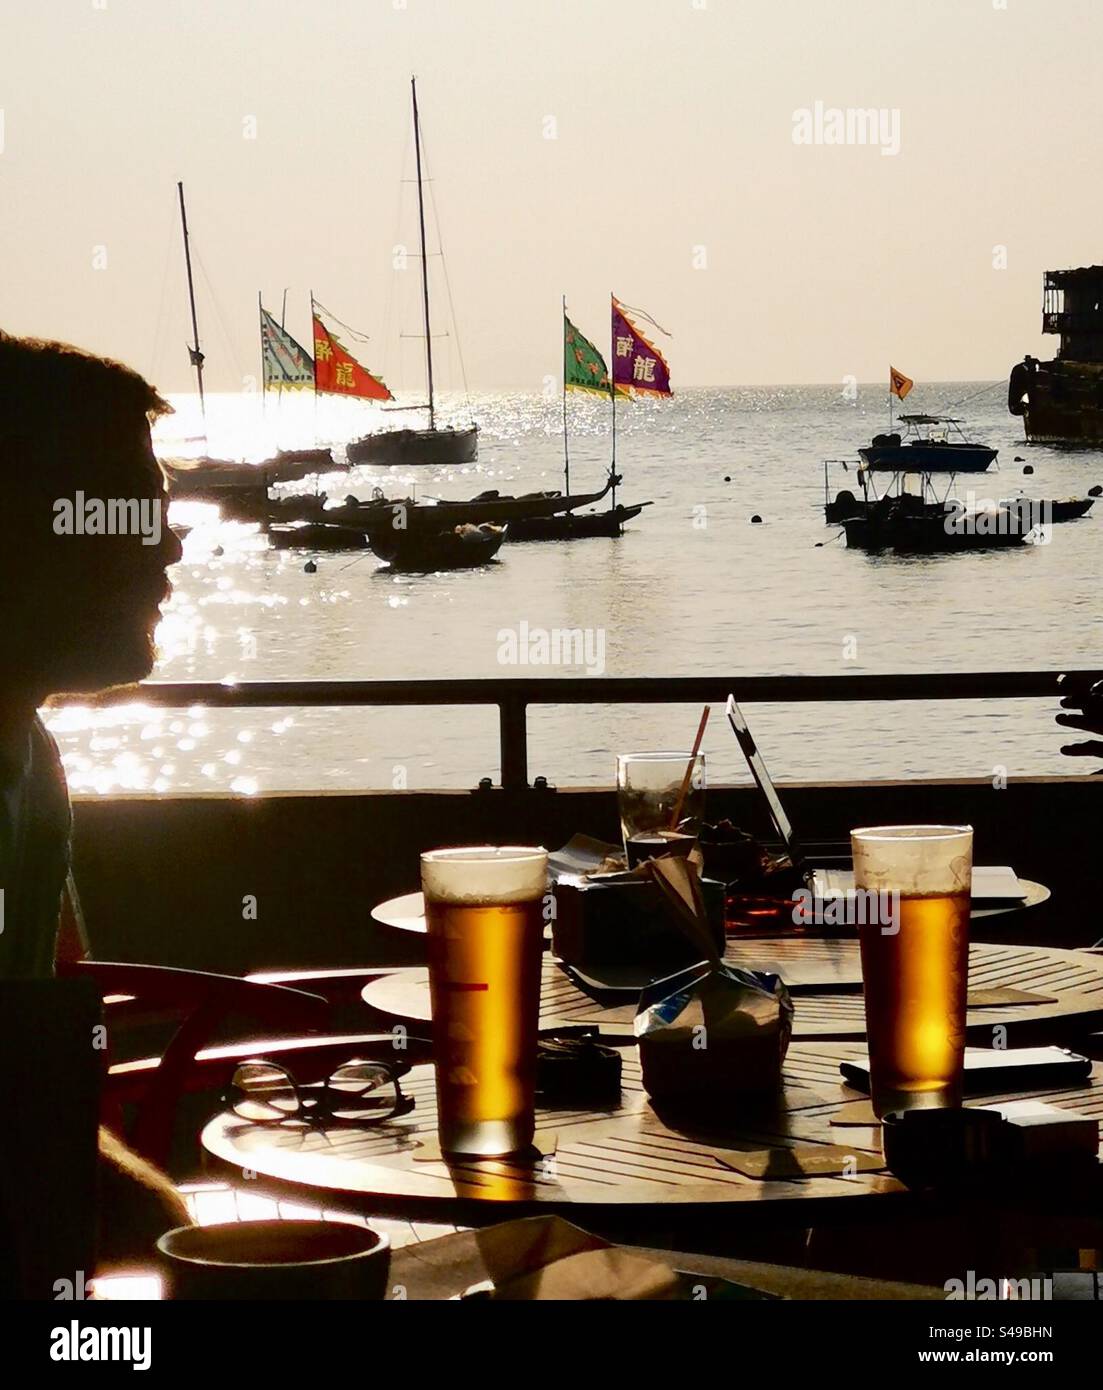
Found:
[0,334,169,470]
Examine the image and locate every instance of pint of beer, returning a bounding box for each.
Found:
[420,846,548,1157]
[851,825,972,1117]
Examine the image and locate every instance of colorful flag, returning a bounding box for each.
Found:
[611,296,672,398]
[889,365,914,400]
[312,315,392,401]
[260,306,314,390]
[564,314,617,396]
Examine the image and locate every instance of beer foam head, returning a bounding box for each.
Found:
[850,824,972,895]
[421,846,548,905]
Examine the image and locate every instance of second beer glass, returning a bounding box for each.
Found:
[851,824,972,1117]
[420,846,548,1157]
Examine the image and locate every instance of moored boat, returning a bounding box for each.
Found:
[997,495,1095,528]
[827,486,1094,529]
[346,79,478,467]
[162,449,338,498]
[346,424,478,468]
[269,523,370,552]
[367,522,506,571]
[324,474,617,533]
[858,416,998,473]
[844,498,1027,553]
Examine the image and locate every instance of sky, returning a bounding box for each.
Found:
[1,0,1101,392]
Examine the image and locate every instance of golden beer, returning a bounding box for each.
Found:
[852,827,972,1117]
[858,891,970,1114]
[421,847,547,1156]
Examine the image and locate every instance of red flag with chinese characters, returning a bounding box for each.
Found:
[312,316,392,401]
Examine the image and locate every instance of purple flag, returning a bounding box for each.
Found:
[611,297,672,397]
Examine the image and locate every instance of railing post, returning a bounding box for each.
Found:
[499,696,529,792]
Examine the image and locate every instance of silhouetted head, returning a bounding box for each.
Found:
[0,335,182,700]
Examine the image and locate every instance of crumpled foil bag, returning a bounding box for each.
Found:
[634,960,794,1102]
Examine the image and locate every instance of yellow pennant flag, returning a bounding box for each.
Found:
[889,366,914,400]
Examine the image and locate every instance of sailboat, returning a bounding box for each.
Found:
[508,300,654,541]
[346,78,478,468]
[160,183,341,498]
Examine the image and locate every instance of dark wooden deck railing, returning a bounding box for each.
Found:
[66,671,1096,792]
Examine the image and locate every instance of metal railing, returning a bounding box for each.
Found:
[66,671,1094,792]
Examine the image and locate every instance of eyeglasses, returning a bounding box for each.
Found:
[227,1058,415,1127]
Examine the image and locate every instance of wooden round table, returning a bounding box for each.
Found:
[201,1033,1103,1239]
[203,1042,901,1222]
[360,939,1103,1043]
[203,937,1103,1245]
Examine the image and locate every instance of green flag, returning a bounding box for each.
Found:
[260,305,314,390]
[564,314,618,397]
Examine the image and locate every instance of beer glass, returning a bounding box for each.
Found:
[420,846,548,1157]
[851,825,972,1117]
[616,752,706,867]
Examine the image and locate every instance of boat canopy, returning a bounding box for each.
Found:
[896,414,963,425]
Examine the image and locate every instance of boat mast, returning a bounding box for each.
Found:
[888,367,893,436]
[411,77,435,433]
[276,288,289,409]
[610,292,617,510]
[177,181,206,429]
[561,295,570,495]
[309,289,320,445]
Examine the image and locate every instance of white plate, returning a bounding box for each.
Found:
[371,891,426,933]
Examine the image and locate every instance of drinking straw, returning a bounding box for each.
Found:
[669,705,710,829]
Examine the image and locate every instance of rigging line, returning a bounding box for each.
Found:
[617,302,673,336]
[935,379,1003,416]
[312,299,375,345]
[420,124,472,407]
[192,247,246,384]
[332,547,381,574]
[381,115,413,387]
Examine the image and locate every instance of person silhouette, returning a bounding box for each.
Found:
[0,333,189,1266]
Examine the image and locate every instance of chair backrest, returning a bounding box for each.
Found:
[0,977,101,1297]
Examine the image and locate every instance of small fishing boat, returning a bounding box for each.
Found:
[162,450,336,497]
[844,497,1027,552]
[827,485,1094,530]
[268,445,336,472]
[858,368,997,472]
[823,458,944,524]
[858,416,998,473]
[998,494,1095,526]
[323,474,617,533]
[367,522,506,571]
